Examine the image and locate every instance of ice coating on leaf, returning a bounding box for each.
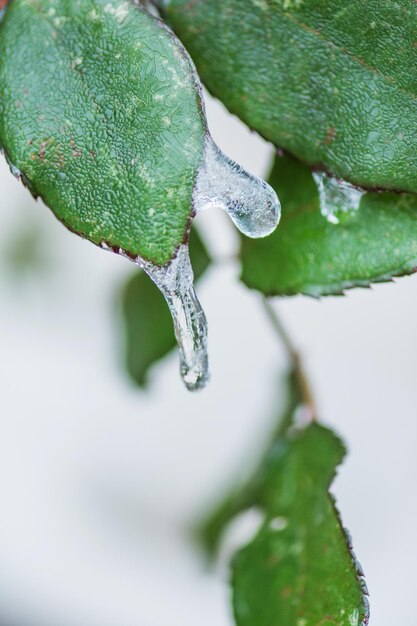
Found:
[0,0,207,266]
[313,172,364,224]
[137,245,209,391]
[0,0,281,392]
[129,138,281,391]
[194,139,281,237]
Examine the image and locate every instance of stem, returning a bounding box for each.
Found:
[262,297,317,421]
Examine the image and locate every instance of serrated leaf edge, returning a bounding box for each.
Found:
[241,257,417,298]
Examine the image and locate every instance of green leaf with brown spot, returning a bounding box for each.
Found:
[0,0,207,265]
[232,423,369,626]
[241,153,417,297]
[157,0,417,193]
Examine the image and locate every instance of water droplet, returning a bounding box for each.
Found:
[360,578,369,596]
[313,171,364,224]
[362,595,370,621]
[194,139,280,238]
[344,526,353,549]
[354,557,365,578]
[137,245,209,391]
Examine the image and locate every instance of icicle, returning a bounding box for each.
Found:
[136,139,280,391]
[313,171,364,224]
[113,138,281,391]
[137,245,209,391]
[194,139,281,237]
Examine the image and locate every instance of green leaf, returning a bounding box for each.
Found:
[121,226,210,387]
[0,0,206,265]
[157,0,417,193]
[232,423,369,626]
[198,369,368,624]
[241,153,417,297]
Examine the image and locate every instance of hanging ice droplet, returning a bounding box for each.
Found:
[194,139,281,237]
[313,171,364,224]
[115,139,281,391]
[137,245,209,392]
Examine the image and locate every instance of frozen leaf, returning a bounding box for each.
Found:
[121,227,210,387]
[232,423,369,626]
[0,0,279,264]
[0,0,279,390]
[157,0,417,193]
[0,0,207,265]
[241,153,417,297]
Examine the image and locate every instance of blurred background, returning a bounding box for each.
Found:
[0,92,416,626]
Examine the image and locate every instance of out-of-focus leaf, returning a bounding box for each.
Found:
[157,0,417,193]
[232,423,369,626]
[0,0,207,265]
[121,227,210,387]
[4,220,50,279]
[241,153,417,297]
[199,369,369,625]
[199,369,301,557]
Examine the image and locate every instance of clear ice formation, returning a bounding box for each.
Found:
[194,139,281,237]
[136,138,281,391]
[313,171,364,224]
[137,245,209,392]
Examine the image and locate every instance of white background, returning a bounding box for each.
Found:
[0,92,416,626]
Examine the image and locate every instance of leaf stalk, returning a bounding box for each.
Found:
[262,297,317,421]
